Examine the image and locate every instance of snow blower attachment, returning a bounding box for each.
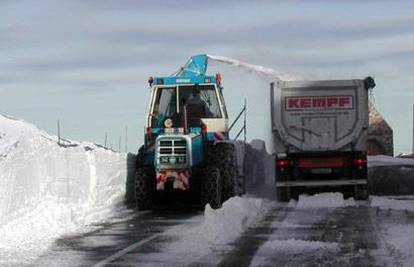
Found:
[130,54,244,210]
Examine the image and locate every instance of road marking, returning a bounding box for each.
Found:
[93,233,162,267]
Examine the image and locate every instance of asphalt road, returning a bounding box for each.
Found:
[33,189,409,267]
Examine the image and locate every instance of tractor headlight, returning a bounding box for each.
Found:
[169,157,177,164]
[164,118,173,128]
[178,156,186,163]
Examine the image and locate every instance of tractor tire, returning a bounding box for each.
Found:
[208,142,239,201]
[134,167,154,210]
[201,166,222,209]
[126,146,145,205]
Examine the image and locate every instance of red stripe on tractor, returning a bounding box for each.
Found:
[214,132,224,140]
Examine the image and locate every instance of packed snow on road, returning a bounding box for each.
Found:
[1,114,414,266]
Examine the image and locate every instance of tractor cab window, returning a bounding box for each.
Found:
[151,87,177,127]
[179,85,222,119]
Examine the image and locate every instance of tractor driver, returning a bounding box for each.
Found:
[186,87,211,117]
[185,87,212,127]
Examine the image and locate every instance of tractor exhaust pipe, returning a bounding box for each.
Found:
[182,99,188,134]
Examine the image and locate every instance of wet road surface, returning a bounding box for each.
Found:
[33,189,409,267]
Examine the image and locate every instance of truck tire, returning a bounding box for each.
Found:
[208,142,239,201]
[201,166,222,209]
[276,186,290,202]
[134,167,153,210]
[354,184,368,200]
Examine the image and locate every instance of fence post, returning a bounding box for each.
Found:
[118,136,121,152]
[57,120,61,145]
[104,132,108,148]
[125,125,128,153]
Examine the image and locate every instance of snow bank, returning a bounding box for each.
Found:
[370,196,414,212]
[0,114,127,263]
[165,197,268,257]
[368,155,414,167]
[295,193,355,209]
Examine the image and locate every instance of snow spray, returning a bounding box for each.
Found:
[206,54,298,81]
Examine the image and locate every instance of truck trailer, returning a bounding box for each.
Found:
[270,77,375,201]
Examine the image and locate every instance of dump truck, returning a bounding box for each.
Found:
[128,55,244,210]
[271,77,376,201]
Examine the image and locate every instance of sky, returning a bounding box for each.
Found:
[1,0,413,154]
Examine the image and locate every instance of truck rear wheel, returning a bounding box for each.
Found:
[354,184,368,200]
[201,166,222,209]
[134,167,154,210]
[276,186,291,202]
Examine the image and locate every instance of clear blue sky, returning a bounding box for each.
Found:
[1,1,413,154]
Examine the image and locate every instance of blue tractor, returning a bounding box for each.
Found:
[129,55,244,210]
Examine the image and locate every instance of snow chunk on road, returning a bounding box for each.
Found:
[262,238,339,253]
[370,196,414,212]
[385,225,414,267]
[165,197,269,258]
[296,193,355,209]
[201,197,266,245]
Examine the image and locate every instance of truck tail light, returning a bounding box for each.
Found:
[354,158,367,166]
[276,159,289,167]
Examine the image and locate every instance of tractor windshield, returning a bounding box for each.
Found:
[151,87,177,127]
[151,84,222,128]
[179,85,222,118]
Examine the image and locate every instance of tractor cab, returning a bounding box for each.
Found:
[146,75,228,139]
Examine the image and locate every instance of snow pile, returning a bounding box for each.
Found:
[261,238,339,253]
[368,155,414,167]
[295,193,355,209]
[0,114,127,263]
[166,197,268,255]
[370,196,414,212]
[207,54,297,81]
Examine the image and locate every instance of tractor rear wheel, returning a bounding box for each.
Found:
[126,146,145,205]
[134,167,154,210]
[208,142,239,202]
[201,166,222,209]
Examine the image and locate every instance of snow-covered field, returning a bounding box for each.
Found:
[0,114,127,265]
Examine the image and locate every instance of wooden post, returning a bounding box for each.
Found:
[57,120,61,145]
[125,125,128,153]
[104,132,108,148]
[118,136,121,152]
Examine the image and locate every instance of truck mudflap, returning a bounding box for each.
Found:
[156,170,190,191]
[276,179,367,187]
